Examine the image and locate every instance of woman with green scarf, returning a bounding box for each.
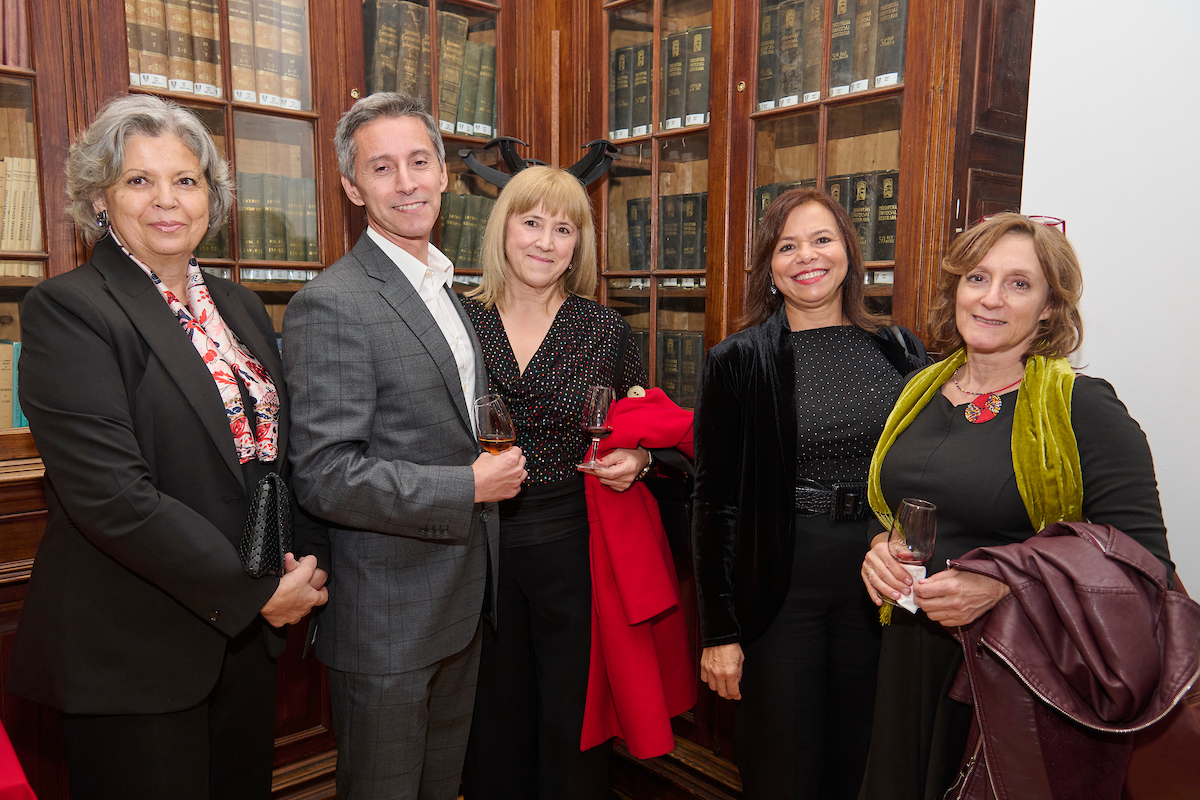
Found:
[857,213,1173,800]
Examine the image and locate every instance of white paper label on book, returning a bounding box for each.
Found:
[474,123,493,137]
[664,118,682,130]
[141,73,168,89]
[632,125,648,137]
[169,79,194,94]
[685,113,706,126]
[779,94,799,107]
[850,79,870,93]
[803,91,821,103]
[130,72,141,87]
[758,100,776,111]
[457,121,474,136]
[663,277,679,287]
[442,120,457,133]
[682,277,695,288]
[283,98,302,111]
[875,73,899,88]
[873,270,894,285]
[614,128,630,139]
[234,89,257,103]
[196,82,221,98]
[259,93,282,108]
[830,85,849,97]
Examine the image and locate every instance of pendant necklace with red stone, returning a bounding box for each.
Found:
[952,367,1023,424]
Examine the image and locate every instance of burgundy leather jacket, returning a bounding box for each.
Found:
[943,521,1200,800]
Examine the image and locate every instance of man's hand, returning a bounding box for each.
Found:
[700,643,745,700]
[472,447,527,503]
[261,554,329,627]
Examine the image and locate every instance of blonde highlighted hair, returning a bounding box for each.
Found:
[468,166,597,307]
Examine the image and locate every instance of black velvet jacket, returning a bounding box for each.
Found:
[691,306,927,648]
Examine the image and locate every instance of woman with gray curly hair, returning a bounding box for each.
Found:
[6,94,328,800]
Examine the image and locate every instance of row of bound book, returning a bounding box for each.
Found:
[0,341,26,429]
[625,192,709,272]
[610,24,712,140]
[0,157,40,257]
[758,0,908,110]
[754,170,898,262]
[364,1,498,140]
[128,0,310,111]
[439,192,496,273]
[652,330,704,409]
[234,173,318,262]
[0,0,28,69]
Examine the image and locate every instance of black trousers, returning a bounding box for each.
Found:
[735,515,882,800]
[462,531,611,800]
[60,624,277,800]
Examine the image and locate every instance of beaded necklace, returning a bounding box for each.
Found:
[952,367,1023,424]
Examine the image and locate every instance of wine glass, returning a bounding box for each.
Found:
[474,394,515,454]
[577,386,616,470]
[884,498,937,607]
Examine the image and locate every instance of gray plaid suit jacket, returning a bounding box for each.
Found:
[282,232,498,674]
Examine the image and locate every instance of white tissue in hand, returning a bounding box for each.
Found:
[895,564,926,614]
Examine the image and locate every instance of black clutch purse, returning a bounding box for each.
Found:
[238,472,294,578]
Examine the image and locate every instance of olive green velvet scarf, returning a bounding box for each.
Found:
[867,350,1082,622]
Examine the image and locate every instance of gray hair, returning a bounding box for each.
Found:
[334,92,445,180]
[66,94,233,245]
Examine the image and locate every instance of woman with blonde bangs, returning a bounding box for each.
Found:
[859,213,1174,799]
[460,166,646,799]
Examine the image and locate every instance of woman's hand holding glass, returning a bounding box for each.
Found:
[862,499,936,608]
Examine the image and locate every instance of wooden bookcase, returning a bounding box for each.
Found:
[0,0,1032,798]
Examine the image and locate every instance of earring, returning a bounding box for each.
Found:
[96,209,109,229]
[567,262,574,271]
[769,282,779,296]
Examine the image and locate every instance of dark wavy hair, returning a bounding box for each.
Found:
[927,212,1083,358]
[739,188,880,332]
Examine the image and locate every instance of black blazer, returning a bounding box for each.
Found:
[7,235,321,715]
[691,306,927,649]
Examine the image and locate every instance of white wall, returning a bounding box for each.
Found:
[1022,1,1200,582]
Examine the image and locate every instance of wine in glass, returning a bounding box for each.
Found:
[577,386,616,470]
[884,498,937,607]
[474,394,516,454]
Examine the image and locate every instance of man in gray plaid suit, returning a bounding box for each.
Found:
[283,93,526,800]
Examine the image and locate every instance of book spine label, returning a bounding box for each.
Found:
[437,12,468,134]
[851,0,879,92]
[801,0,823,102]
[683,26,711,126]
[456,41,482,137]
[679,332,703,408]
[659,194,681,270]
[680,193,700,270]
[612,45,633,139]
[190,0,222,98]
[238,171,266,260]
[630,41,652,137]
[252,0,282,106]
[850,172,878,262]
[754,183,777,229]
[278,0,306,110]
[663,33,687,129]
[137,0,170,89]
[826,174,852,216]
[126,0,142,85]
[829,0,855,96]
[657,332,680,402]
[228,0,257,102]
[473,44,497,138]
[165,0,194,93]
[776,1,803,107]
[757,4,778,110]
[396,2,424,99]
[626,198,645,271]
[875,170,898,261]
[875,0,908,86]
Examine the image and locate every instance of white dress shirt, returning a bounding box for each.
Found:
[367,227,477,428]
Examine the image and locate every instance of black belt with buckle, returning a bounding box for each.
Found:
[794,478,870,522]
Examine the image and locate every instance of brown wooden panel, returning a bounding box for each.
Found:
[970,0,1034,143]
[964,168,1022,228]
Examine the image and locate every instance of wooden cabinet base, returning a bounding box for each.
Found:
[612,736,742,800]
[272,750,337,800]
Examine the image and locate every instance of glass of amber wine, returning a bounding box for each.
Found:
[577,386,616,470]
[474,394,515,454]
